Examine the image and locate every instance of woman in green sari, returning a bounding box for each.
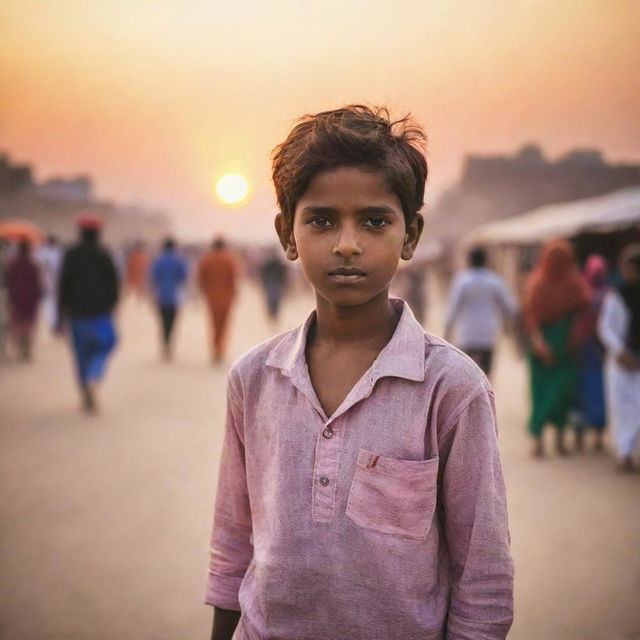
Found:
[524,239,590,457]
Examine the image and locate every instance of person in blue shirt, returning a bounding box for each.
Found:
[150,237,188,360]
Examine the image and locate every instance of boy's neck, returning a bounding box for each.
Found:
[311,291,400,350]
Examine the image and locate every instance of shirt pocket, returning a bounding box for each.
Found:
[345,449,439,540]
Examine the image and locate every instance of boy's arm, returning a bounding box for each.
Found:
[206,374,253,635]
[439,388,514,640]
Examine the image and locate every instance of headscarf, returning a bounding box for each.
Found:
[575,254,608,341]
[524,238,591,332]
[584,254,608,290]
[618,244,640,355]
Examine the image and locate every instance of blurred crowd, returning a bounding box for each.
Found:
[443,241,640,473]
[1,215,639,472]
[0,215,298,411]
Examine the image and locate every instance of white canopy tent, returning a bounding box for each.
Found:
[463,187,640,294]
[466,187,640,246]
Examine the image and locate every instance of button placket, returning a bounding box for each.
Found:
[312,416,343,523]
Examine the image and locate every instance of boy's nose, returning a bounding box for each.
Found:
[333,227,362,258]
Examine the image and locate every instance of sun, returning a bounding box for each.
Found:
[215,174,250,206]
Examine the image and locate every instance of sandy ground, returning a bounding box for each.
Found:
[1,282,639,640]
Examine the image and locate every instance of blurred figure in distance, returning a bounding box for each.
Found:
[571,254,608,451]
[150,237,188,360]
[523,239,590,457]
[444,246,516,377]
[58,215,119,413]
[198,236,238,364]
[598,244,640,472]
[259,246,288,326]
[6,239,42,360]
[126,240,150,299]
[37,234,64,332]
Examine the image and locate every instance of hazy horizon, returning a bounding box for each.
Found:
[2,0,639,241]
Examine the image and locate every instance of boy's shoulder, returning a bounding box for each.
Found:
[227,324,302,387]
[423,331,492,403]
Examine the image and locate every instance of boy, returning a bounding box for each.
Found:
[206,106,514,639]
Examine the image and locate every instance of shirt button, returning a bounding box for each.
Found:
[319,476,330,486]
[322,427,333,439]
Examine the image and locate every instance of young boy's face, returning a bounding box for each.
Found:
[276,166,423,309]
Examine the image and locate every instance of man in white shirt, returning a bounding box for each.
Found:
[598,244,640,473]
[444,247,517,376]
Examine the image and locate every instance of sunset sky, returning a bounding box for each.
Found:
[1,0,639,241]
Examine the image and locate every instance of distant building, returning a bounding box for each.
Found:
[430,144,640,242]
[0,154,34,195]
[0,154,171,246]
[37,176,93,202]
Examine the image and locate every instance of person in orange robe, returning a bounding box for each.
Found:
[198,237,238,363]
[126,242,150,298]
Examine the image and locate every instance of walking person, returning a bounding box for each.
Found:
[523,239,590,457]
[258,246,288,324]
[150,237,188,360]
[598,244,640,472]
[6,239,42,360]
[444,247,517,376]
[125,241,150,299]
[572,254,608,451]
[37,234,64,332]
[58,215,119,413]
[197,237,238,364]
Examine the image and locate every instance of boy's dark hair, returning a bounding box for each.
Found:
[272,105,427,225]
[469,247,487,268]
[164,237,176,251]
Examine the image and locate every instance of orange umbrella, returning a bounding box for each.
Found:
[0,219,46,245]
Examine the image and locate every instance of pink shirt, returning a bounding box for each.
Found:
[206,300,514,639]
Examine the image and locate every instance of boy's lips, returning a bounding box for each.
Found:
[328,267,366,282]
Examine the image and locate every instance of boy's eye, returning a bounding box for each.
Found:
[364,217,388,228]
[309,217,333,229]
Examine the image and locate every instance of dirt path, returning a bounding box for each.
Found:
[1,284,639,639]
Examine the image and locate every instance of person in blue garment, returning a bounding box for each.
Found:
[150,237,188,360]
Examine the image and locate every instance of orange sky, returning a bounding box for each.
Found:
[1,0,639,241]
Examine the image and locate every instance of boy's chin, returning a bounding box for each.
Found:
[316,288,391,309]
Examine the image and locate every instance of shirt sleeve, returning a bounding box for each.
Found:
[439,389,514,639]
[205,373,253,610]
[598,290,627,357]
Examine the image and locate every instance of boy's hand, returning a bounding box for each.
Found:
[210,607,241,640]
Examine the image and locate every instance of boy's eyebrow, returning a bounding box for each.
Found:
[356,205,399,215]
[299,205,399,215]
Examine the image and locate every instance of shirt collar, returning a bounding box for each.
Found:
[266,298,426,385]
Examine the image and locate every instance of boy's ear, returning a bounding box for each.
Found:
[274,213,298,261]
[401,213,424,260]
